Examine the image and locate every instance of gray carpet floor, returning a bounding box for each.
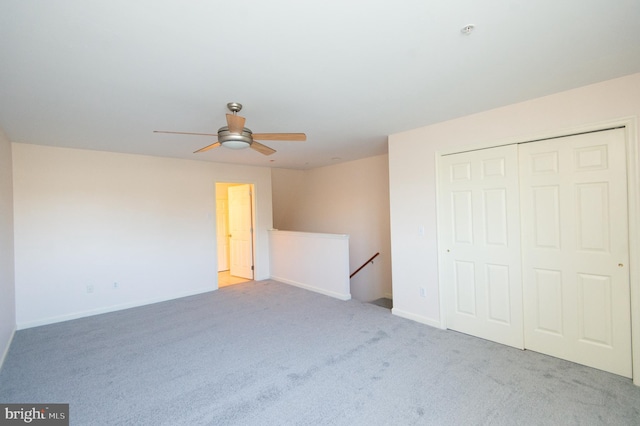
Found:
[1,280,639,425]
[369,297,393,309]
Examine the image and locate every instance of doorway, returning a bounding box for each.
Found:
[216,182,255,287]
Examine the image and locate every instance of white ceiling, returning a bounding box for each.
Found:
[1,1,639,169]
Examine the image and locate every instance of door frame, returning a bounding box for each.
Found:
[435,116,640,385]
[215,181,257,284]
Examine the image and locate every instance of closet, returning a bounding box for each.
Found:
[438,128,632,377]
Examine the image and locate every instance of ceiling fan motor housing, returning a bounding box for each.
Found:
[218,126,253,149]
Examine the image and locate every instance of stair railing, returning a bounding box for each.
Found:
[350,252,380,279]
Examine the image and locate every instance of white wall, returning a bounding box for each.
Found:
[388,73,640,327]
[272,154,392,302]
[269,230,350,300]
[12,144,273,328]
[0,127,16,366]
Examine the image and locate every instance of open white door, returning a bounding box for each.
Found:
[228,184,254,280]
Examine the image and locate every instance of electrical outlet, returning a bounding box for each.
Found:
[113,282,118,289]
[86,284,94,294]
[419,287,426,298]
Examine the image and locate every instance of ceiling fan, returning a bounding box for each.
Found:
[154,102,306,156]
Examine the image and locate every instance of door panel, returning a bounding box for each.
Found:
[440,145,524,349]
[576,182,609,251]
[519,128,631,377]
[452,191,473,243]
[454,260,476,316]
[484,189,508,244]
[486,263,510,324]
[577,273,613,346]
[532,186,561,248]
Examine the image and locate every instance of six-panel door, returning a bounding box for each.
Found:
[439,145,524,349]
[439,128,632,377]
[519,129,631,377]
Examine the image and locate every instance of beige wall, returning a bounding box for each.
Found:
[271,168,306,230]
[272,154,392,301]
[388,73,640,327]
[0,127,16,365]
[12,144,273,328]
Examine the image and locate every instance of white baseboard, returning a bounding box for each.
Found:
[271,276,351,301]
[16,286,215,330]
[391,308,444,329]
[0,327,16,371]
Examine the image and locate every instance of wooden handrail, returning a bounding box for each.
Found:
[350,252,380,278]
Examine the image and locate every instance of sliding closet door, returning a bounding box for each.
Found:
[439,145,524,349]
[519,128,631,377]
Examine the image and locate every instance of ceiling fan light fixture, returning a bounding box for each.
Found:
[218,126,253,149]
[221,140,251,150]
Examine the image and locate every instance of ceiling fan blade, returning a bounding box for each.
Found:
[194,142,221,153]
[154,130,218,137]
[250,141,276,156]
[226,114,246,133]
[251,133,306,141]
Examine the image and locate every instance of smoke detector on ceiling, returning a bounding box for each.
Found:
[461,24,475,35]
